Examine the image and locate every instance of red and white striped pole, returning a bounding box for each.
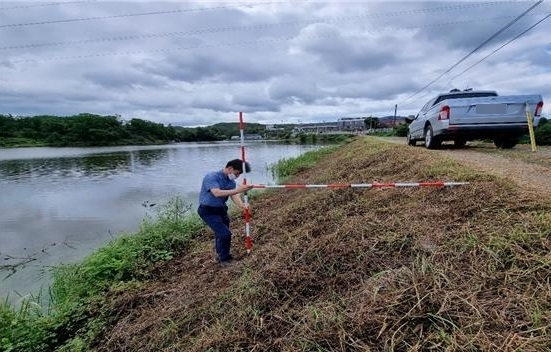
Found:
[250,181,468,189]
[239,112,252,254]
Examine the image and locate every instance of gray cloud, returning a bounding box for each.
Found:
[0,1,549,125]
[83,67,167,89]
[291,23,399,74]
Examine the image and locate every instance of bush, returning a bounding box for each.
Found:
[393,123,408,137]
[535,118,551,145]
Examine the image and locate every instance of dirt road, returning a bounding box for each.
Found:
[378,137,551,195]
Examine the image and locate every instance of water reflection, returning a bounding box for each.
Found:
[0,149,169,182]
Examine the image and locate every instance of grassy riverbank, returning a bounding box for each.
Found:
[0,198,205,352]
[2,137,551,351]
[0,137,48,148]
[0,144,343,352]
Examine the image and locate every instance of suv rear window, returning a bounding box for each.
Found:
[434,92,498,105]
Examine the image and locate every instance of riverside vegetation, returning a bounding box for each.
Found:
[1,137,550,351]
[0,114,268,147]
[1,113,549,148]
[0,114,347,148]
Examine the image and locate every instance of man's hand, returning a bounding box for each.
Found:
[236,184,253,193]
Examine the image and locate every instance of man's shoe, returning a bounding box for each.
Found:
[219,259,236,268]
[218,255,236,268]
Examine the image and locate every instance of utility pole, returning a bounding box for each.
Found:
[393,104,397,126]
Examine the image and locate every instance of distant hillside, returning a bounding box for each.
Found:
[379,115,408,126]
[209,122,268,137]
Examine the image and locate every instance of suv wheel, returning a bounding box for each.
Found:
[424,125,440,149]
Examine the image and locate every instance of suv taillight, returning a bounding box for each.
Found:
[438,105,450,120]
[535,101,543,116]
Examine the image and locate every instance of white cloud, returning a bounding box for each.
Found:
[0,0,550,125]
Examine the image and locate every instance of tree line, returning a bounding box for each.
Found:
[1,113,548,147]
[0,114,269,147]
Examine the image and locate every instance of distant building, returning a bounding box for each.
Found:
[245,134,263,140]
[265,124,284,131]
[337,117,366,131]
[287,115,408,135]
[292,122,338,134]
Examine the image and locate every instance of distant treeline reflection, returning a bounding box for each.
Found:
[0,149,167,180]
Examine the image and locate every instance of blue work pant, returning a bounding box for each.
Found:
[198,205,232,262]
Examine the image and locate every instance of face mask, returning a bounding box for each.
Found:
[228,173,237,181]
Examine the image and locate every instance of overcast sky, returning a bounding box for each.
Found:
[1,0,550,127]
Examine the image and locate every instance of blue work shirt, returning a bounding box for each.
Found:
[199,170,236,207]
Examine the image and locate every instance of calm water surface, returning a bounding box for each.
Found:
[0,141,320,304]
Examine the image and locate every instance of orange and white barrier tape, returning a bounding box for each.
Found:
[251,181,468,189]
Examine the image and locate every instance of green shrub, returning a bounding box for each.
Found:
[535,118,550,145]
[393,123,409,137]
[273,146,340,180]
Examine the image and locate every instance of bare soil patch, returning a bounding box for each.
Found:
[382,137,551,197]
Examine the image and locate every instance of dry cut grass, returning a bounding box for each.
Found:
[92,137,551,352]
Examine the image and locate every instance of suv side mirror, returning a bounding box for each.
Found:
[405,115,417,125]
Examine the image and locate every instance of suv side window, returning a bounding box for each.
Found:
[420,98,436,115]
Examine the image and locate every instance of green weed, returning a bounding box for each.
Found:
[272,145,341,181]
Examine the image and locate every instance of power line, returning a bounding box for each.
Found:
[398,0,543,105]
[0,6,231,29]
[449,13,551,81]
[0,1,97,11]
[7,15,531,64]
[0,15,519,51]
[7,33,342,63]
[3,2,545,88]
[0,2,511,29]
[0,1,336,28]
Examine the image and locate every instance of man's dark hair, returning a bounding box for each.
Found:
[226,159,251,173]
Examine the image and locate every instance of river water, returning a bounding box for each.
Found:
[0,141,319,305]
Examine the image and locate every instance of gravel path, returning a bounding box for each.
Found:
[380,137,551,195]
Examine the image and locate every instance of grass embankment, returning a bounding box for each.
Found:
[3,137,551,351]
[0,138,48,148]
